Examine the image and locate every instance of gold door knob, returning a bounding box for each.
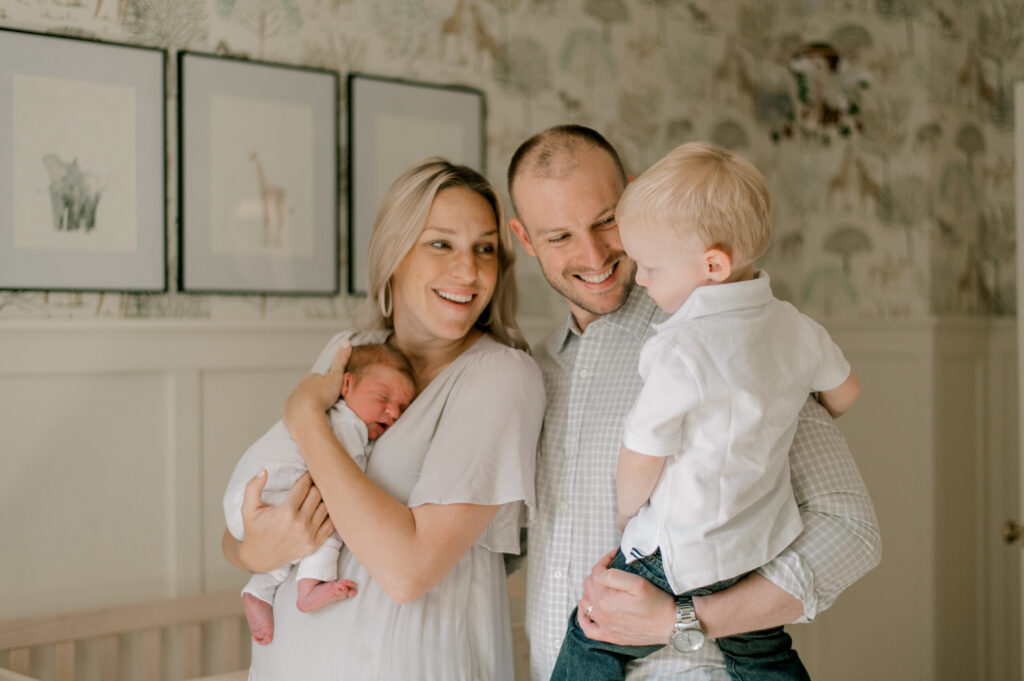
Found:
[1006,520,1023,545]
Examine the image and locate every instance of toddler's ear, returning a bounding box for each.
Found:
[704,248,733,283]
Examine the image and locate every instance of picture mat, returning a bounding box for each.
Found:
[0,30,165,291]
[180,53,337,294]
[12,73,137,253]
[207,93,314,258]
[349,76,483,294]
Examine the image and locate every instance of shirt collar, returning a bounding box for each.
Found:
[657,270,773,330]
[547,283,661,358]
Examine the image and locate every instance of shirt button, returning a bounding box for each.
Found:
[559,502,568,511]
[579,368,589,378]
[554,570,563,579]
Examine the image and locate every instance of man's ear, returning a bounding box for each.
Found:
[340,372,354,399]
[704,248,733,283]
[509,217,536,257]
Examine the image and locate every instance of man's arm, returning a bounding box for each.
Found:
[755,396,881,621]
[578,397,881,642]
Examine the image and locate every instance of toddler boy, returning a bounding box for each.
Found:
[551,142,860,681]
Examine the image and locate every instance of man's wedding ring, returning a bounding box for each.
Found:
[585,605,594,621]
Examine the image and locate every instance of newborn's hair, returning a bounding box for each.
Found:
[348,343,414,383]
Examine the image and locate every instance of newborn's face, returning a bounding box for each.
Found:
[345,365,415,440]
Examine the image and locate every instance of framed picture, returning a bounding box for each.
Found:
[0,28,166,292]
[347,74,485,295]
[178,52,339,295]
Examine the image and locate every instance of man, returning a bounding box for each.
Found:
[507,125,881,681]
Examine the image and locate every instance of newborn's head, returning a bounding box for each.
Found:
[341,343,416,440]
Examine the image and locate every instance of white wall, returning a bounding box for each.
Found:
[789,319,1019,681]
[0,318,1018,681]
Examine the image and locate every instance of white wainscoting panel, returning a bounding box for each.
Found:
[0,320,343,619]
[1,318,1018,681]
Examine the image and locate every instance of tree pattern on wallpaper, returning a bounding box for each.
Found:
[1,0,1022,321]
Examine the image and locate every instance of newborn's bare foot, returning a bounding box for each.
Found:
[296,577,358,613]
[243,593,275,645]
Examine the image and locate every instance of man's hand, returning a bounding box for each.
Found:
[576,550,676,646]
[229,470,335,573]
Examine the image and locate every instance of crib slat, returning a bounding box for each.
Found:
[0,592,241,649]
[0,668,40,681]
[181,624,200,680]
[98,636,118,681]
[139,631,160,681]
[216,619,240,673]
[54,642,74,681]
[7,650,29,676]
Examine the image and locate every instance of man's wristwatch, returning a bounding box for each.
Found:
[668,595,706,652]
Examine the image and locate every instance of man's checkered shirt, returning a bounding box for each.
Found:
[525,285,881,681]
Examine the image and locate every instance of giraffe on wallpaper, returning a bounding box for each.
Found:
[94,0,130,23]
[826,144,880,214]
[470,3,499,69]
[249,152,287,247]
[440,0,467,60]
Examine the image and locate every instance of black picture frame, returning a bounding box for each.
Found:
[178,51,339,296]
[346,73,486,295]
[0,28,167,293]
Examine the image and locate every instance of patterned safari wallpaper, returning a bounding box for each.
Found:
[0,0,1020,324]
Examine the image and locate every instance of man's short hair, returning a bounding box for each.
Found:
[616,141,771,267]
[507,124,627,215]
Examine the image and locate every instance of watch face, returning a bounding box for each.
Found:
[669,628,706,652]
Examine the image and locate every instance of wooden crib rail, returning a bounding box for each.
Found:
[0,591,249,681]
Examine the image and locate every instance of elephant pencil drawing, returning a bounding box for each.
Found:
[41,153,104,231]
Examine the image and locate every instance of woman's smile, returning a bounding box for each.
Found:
[390,186,499,345]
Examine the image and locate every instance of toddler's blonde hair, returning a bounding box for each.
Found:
[616,142,771,268]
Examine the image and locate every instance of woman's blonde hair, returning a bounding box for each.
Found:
[360,157,527,352]
[616,142,771,268]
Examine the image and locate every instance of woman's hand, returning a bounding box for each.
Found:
[222,470,335,573]
[576,549,675,646]
[282,340,352,429]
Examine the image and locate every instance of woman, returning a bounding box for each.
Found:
[222,158,544,680]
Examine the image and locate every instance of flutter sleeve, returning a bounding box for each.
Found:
[407,343,545,554]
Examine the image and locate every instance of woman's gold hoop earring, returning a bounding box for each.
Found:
[381,280,393,319]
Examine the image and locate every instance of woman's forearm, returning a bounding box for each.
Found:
[288,407,498,603]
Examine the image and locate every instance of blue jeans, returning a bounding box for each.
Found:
[549,549,811,681]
